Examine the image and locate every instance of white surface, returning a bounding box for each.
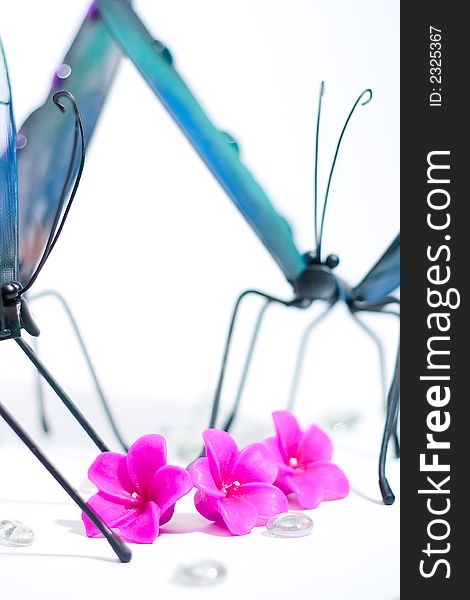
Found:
[0,417,399,600]
[0,1,399,598]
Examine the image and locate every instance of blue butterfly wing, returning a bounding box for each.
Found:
[96,0,306,284]
[351,234,400,304]
[17,6,123,285]
[0,39,18,286]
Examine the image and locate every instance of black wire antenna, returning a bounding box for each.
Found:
[314,85,372,262]
[19,91,85,296]
[313,81,324,253]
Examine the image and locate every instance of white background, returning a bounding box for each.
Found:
[0,1,399,598]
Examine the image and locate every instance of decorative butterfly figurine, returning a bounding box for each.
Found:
[16,2,128,451]
[0,37,131,563]
[3,1,399,515]
[94,0,400,503]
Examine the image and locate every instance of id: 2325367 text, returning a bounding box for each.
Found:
[429,26,442,107]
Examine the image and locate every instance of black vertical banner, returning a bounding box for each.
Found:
[401,2,466,597]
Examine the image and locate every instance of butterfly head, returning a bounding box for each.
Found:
[1,282,40,341]
[0,282,22,340]
[292,251,340,305]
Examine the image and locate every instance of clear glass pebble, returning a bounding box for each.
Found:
[0,520,35,547]
[324,411,361,432]
[265,512,314,538]
[174,558,227,586]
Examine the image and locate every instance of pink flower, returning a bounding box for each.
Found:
[82,434,193,543]
[189,429,288,535]
[262,411,349,509]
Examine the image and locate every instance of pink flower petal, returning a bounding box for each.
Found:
[273,476,296,497]
[188,457,225,497]
[283,473,323,509]
[126,434,166,496]
[118,500,161,544]
[82,493,138,538]
[231,442,278,485]
[262,436,294,477]
[235,482,288,523]
[218,495,258,535]
[160,505,175,526]
[297,425,333,466]
[289,461,350,509]
[307,461,349,501]
[272,411,302,461]
[202,429,238,487]
[262,436,283,461]
[148,465,193,516]
[87,452,134,502]
[194,489,223,522]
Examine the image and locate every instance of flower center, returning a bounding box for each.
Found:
[223,480,241,494]
[288,457,299,468]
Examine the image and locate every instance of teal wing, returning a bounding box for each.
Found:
[17,5,123,284]
[351,234,400,304]
[0,39,18,286]
[97,0,306,284]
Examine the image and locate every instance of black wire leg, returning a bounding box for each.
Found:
[29,290,128,451]
[0,401,131,563]
[350,311,400,458]
[208,289,297,430]
[221,299,272,433]
[31,336,50,434]
[209,289,304,429]
[16,338,110,453]
[351,299,401,457]
[378,341,400,505]
[391,396,400,459]
[286,304,334,411]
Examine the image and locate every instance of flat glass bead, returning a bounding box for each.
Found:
[0,520,35,547]
[174,558,227,586]
[16,133,27,149]
[56,63,72,80]
[265,512,313,538]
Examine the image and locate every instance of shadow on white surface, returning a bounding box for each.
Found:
[350,485,387,506]
[56,519,87,538]
[153,512,233,537]
[55,513,235,539]
[0,551,119,563]
[0,497,70,506]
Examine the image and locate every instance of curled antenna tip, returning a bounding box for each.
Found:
[52,90,78,114]
[360,88,373,105]
[20,89,85,296]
